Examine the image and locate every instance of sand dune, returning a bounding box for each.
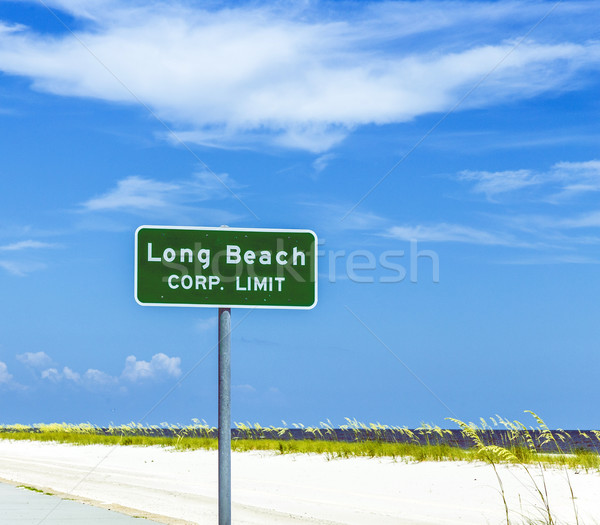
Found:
[0,440,598,524]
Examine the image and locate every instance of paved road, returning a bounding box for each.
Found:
[0,482,164,524]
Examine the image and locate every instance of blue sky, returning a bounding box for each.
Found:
[1,0,599,429]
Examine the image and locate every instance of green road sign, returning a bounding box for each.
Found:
[135,226,318,309]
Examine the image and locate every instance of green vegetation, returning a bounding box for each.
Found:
[1,413,598,471]
[18,485,53,496]
[19,485,45,493]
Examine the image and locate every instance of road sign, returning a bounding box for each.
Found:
[135,225,318,309]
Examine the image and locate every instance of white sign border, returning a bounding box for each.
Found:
[135,225,318,310]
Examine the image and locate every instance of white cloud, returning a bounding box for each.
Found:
[41,368,61,382]
[41,365,117,388]
[40,353,182,388]
[82,176,180,211]
[341,210,389,231]
[560,211,600,229]
[458,169,540,198]
[0,361,25,390]
[82,368,118,386]
[80,172,238,219]
[386,223,512,245]
[497,254,600,265]
[41,366,84,384]
[459,160,600,200]
[0,22,27,34]
[0,361,13,384]
[448,159,600,256]
[121,353,181,382]
[304,202,388,232]
[62,366,81,383]
[313,153,336,174]
[233,384,256,395]
[0,240,58,251]
[0,2,598,151]
[314,159,600,253]
[0,240,57,276]
[509,210,600,232]
[384,213,600,252]
[551,160,600,198]
[0,260,47,277]
[16,351,53,368]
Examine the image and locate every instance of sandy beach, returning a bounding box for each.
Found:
[0,440,598,524]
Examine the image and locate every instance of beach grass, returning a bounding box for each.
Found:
[0,413,599,471]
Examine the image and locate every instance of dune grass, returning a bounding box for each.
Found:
[0,412,598,471]
[1,430,598,469]
[0,426,473,461]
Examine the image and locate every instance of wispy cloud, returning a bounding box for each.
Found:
[78,172,242,226]
[386,223,513,245]
[459,160,600,200]
[17,351,53,369]
[0,361,13,385]
[458,169,540,198]
[0,2,598,152]
[0,240,58,251]
[0,361,25,390]
[505,209,600,235]
[496,254,600,265]
[308,159,600,259]
[384,205,600,252]
[0,260,47,277]
[551,160,600,199]
[82,177,181,212]
[81,172,236,212]
[313,153,336,174]
[0,240,58,276]
[559,210,600,229]
[233,384,256,395]
[304,201,388,233]
[392,160,600,256]
[0,21,26,34]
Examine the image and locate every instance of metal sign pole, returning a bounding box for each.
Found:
[218,307,232,525]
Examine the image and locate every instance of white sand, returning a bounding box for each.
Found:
[0,440,598,524]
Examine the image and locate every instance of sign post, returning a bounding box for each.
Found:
[135,225,317,524]
[218,307,231,525]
